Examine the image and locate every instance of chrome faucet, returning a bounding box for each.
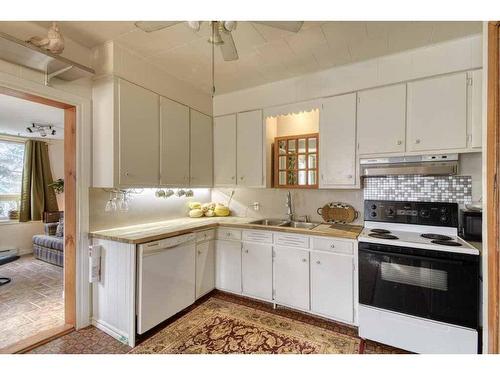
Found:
[286,191,294,221]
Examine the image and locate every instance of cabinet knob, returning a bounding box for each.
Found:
[240,176,244,180]
[226,233,230,237]
[397,140,402,145]
[415,139,421,144]
[316,260,321,265]
[347,175,353,179]
[124,172,129,177]
[244,249,249,253]
[197,250,201,255]
[330,244,335,248]
[302,258,307,263]
[231,176,235,180]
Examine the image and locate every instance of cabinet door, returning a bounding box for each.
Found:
[215,240,241,293]
[190,109,213,187]
[118,79,159,186]
[242,242,273,300]
[160,97,190,186]
[237,110,263,187]
[273,246,309,310]
[470,70,482,149]
[407,72,467,152]
[196,240,215,299]
[310,251,354,323]
[319,93,357,187]
[214,114,237,186]
[357,84,406,155]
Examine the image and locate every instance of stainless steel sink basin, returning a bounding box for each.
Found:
[249,219,320,229]
[280,221,320,229]
[249,219,289,226]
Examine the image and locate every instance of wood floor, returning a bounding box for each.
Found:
[0,254,64,349]
[28,291,406,354]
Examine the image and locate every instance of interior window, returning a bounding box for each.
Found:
[0,139,25,220]
[273,133,318,189]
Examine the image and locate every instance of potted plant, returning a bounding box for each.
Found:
[49,178,64,194]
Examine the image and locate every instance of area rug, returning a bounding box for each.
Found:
[130,297,360,354]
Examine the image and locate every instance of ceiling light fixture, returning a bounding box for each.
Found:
[26,123,56,137]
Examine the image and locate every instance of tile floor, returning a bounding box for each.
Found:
[29,291,407,354]
[0,254,64,349]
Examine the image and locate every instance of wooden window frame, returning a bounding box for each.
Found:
[273,133,319,189]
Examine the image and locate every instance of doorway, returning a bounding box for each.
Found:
[0,86,76,353]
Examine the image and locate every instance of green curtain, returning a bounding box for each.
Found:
[19,140,59,222]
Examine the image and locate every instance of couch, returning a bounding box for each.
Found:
[32,218,64,267]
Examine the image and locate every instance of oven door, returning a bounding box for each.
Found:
[358,242,480,329]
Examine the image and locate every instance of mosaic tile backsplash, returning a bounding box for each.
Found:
[363,176,472,204]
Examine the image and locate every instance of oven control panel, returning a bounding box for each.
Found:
[364,200,459,227]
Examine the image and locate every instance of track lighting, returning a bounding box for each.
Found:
[26,123,57,137]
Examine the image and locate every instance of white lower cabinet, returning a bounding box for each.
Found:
[273,246,310,311]
[241,242,273,300]
[196,239,215,299]
[215,239,242,293]
[310,251,354,323]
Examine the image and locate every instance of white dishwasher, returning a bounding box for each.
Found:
[136,233,196,334]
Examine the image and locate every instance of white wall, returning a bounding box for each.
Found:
[275,110,319,137]
[92,42,212,115]
[47,139,64,210]
[89,188,211,231]
[214,35,482,116]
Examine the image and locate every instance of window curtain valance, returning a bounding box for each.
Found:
[263,99,321,119]
[19,140,59,222]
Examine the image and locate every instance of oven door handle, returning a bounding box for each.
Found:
[359,248,467,266]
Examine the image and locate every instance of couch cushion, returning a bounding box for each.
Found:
[32,235,64,251]
[55,220,64,237]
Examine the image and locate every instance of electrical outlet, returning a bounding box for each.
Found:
[252,202,260,211]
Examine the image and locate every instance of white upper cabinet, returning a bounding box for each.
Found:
[237,110,264,187]
[357,84,407,155]
[319,93,357,188]
[160,97,190,186]
[190,109,213,187]
[407,72,467,152]
[118,79,160,187]
[241,242,273,301]
[214,114,237,186]
[470,69,482,149]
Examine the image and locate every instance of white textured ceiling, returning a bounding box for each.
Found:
[0,94,64,139]
[36,21,482,94]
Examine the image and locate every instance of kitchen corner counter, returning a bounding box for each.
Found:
[89,217,363,244]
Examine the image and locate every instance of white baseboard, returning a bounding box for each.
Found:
[91,318,133,347]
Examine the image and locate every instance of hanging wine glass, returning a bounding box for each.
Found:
[119,192,129,212]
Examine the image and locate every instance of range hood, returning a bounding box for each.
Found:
[360,154,459,177]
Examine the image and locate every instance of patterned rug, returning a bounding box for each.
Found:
[131,297,360,354]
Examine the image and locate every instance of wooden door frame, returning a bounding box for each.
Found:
[0,86,77,353]
[487,21,500,354]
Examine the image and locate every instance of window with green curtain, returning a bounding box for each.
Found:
[19,140,59,222]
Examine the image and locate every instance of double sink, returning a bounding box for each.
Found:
[249,219,320,230]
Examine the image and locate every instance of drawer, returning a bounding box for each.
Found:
[312,237,353,255]
[275,233,309,248]
[242,230,273,244]
[196,229,215,243]
[217,228,242,241]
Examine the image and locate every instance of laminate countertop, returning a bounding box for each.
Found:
[89,217,363,245]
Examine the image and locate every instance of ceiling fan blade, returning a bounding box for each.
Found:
[253,21,304,33]
[219,30,239,61]
[134,21,182,33]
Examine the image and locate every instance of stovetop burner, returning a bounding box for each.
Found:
[421,233,453,241]
[370,229,391,234]
[369,233,399,240]
[431,240,463,247]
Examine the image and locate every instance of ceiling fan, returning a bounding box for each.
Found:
[134,21,304,61]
